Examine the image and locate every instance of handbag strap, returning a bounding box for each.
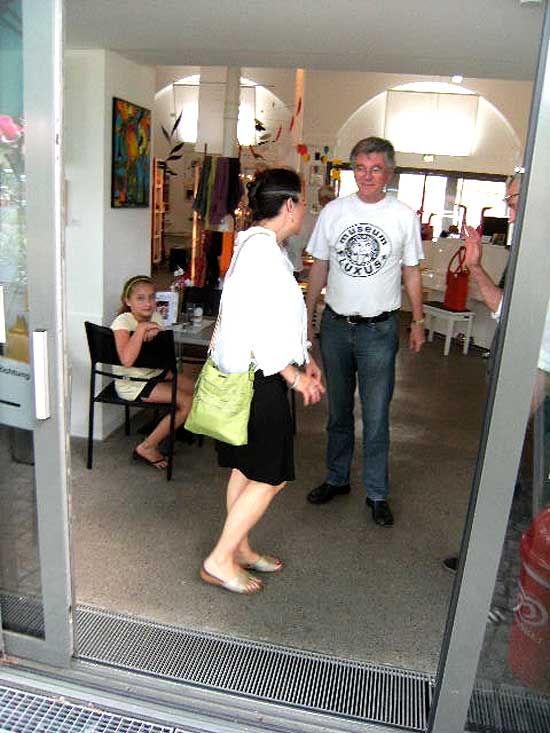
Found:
[447,246,468,275]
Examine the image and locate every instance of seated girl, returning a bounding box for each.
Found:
[111,275,194,470]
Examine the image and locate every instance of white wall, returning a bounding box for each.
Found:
[65,50,155,438]
[103,51,155,323]
[302,70,532,173]
[335,93,521,174]
[152,68,533,238]
[65,50,107,440]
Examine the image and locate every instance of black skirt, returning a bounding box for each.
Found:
[216,370,294,486]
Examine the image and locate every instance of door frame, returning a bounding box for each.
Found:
[430,1,550,729]
[4,1,550,731]
[2,0,72,666]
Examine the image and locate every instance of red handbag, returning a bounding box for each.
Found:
[443,246,470,311]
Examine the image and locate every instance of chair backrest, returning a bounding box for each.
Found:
[85,321,177,371]
[85,321,122,366]
[182,287,222,318]
[135,330,177,370]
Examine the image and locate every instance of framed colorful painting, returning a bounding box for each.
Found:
[111,97,151,208]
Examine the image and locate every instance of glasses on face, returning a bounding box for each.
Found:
[353,165,387,176]
[502,193,519,204]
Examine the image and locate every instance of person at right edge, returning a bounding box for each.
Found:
[443,169,550,574]
[305,137,425,527]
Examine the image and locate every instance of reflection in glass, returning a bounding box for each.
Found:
[469,304,550,731]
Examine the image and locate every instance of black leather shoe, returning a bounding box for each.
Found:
[307,482,351,505]
[366,498,394,527]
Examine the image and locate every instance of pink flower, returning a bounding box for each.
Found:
[0,115,23,144]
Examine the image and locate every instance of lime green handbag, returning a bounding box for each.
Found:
[185,357,255,445]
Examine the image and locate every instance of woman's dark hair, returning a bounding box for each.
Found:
[247,168,302,222]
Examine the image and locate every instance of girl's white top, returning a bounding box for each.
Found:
[110,311,165,400]
[211,226,309,375]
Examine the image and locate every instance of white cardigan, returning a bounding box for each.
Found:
[211,227,309,375]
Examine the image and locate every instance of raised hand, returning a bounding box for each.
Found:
[462,224,482,269]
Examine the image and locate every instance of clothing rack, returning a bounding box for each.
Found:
[191,145,243,286]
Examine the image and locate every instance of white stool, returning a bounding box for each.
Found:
[423,302,475,356]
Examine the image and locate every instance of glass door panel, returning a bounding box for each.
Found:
[467,355,550,732]
[430,5,550,728]
[0,0,71,665]
[0,0,44,640]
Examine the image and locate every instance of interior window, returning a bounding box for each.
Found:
[456,178,507,230]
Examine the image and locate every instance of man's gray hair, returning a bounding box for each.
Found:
[350,137,396,170]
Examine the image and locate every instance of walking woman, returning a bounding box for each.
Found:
[201,168,325,595]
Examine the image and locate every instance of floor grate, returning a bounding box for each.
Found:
[0,684,181,733]
[467,681,550,733]
[0,591,44,638]
[75,604,433,730]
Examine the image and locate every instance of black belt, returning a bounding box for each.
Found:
[327,305,397,324]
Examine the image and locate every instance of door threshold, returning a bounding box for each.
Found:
[75,602,433,731]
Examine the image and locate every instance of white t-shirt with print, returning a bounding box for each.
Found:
[306,193,424,317]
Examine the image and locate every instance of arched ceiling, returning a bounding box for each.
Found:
[66,0,544,81]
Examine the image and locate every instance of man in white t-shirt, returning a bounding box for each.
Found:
[304,137,425,527]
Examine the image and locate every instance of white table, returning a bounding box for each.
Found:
[171,319,215,370]
[171,318,215,348]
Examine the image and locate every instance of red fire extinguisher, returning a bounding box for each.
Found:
[509,506,550,693]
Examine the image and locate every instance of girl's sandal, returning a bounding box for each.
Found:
[132,449,167,470]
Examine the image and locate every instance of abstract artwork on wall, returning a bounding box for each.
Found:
[111,97,151,208]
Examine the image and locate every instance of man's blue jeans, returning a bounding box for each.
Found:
[320,307,400,500]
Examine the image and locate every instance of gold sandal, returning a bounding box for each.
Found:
[200,565,262,594]
[242,555,284,573]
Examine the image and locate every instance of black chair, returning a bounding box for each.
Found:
[85,321,178,481]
